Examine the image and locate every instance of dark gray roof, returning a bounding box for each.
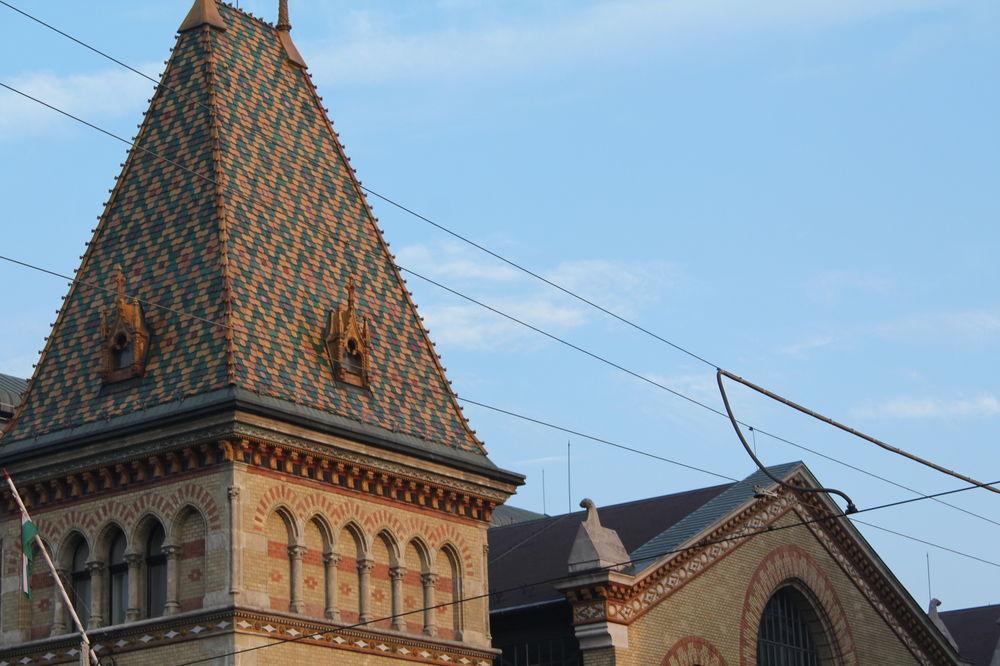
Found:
[0,373,27,418]
[492,504,547,527]
[488,480,732,611]
[940,604,1000,665]
[630,461,803,572]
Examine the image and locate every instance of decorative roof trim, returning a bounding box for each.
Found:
[203,23,238,384]
[178,0,227,32]
[0,387,524,487]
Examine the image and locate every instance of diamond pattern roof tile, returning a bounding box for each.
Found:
[2,3,485,459]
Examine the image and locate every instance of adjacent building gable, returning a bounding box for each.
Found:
[490,464,968,665]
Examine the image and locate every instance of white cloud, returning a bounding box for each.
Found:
[643,372,719,404]
[306,0,949,85]
[0,66,155,139]
[850,394,1000,420]
[419,300,585,351]
[808,270,896,304]
[545,259,682,317]
[779,334,837,358]
[510,455,568,467]
[874,309,1000,344]
[399,241,679,351]
[395,242,521,282]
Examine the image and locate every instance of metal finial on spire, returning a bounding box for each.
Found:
[277,0,291,31]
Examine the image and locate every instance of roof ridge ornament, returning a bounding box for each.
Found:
[567,498,629,574]
[178,0,227,32]
[927,599,960,652]
[325,278,371,389]
[100,266,150,384]
[275,0,307,68]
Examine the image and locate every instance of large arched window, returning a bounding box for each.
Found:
[70,541,91,628]
[757,586,831,665]
[107,531,128,625]
[146,524,167,618]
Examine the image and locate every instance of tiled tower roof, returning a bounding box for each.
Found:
[2,2,486,459]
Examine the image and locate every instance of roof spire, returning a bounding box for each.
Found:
[178,0,227,32]
[275,0,306,68]
[277,0,291,31]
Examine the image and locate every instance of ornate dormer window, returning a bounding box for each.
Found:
[325,280,370,388]
[100,266,150,383]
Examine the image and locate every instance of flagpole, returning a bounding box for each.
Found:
[3,470,99,666]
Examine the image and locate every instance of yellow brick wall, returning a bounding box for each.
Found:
[235,466,492,647]
[617,512,923,666]
[0,469,229,644]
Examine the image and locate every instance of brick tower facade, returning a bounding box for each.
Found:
[0,2,521,664]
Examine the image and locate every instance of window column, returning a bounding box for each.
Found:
[125,553,142,621]
[163,545,181,615]
[323,552,340,621]
[421,573,438,637]
[389,567,406,631]
[288,545,307,614]
[50,568,68,636]
[357,558,375,624]
[85,561,105,628]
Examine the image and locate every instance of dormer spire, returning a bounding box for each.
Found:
[275,0,306,68]
[178,0,227,32]
[113,264,126,303]
[277,0,291,31]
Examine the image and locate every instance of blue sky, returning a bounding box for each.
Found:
[1,0,998,611]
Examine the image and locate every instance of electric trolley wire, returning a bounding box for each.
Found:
[3,1,995,502]
[1,82,997,529]
[171,479,1000,666]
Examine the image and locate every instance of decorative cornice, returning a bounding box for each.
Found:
[4,432,499,524]
[0,606,496,665]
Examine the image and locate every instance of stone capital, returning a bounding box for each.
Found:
[288,545,308,560]
[124,553,143,567]
[163,544,182,559]
[389,566,407,581]
[323,552,341,566]
[227,486,241,500]
[421,572,439,587]
[357,558,375,574]
[85,560,106,574]
[574,621,629,651]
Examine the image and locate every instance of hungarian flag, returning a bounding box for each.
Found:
[19,510,37,599]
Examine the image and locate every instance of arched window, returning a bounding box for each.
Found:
[70,541,91,628]
[757,586,828,666]
[146,524,167,618]
[107,532,128,625]
[111,332,133,370]
[343,338,363,376]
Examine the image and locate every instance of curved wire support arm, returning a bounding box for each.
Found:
[716,370,859,514]
[718,369,1000,497]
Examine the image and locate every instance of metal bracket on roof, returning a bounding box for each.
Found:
[716,369,858,514]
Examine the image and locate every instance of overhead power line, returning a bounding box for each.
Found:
[3,0,993,509]
[4,245,996,530]
[1,80,996,528]
[0,0,719,372]
[170,478,1000,666]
